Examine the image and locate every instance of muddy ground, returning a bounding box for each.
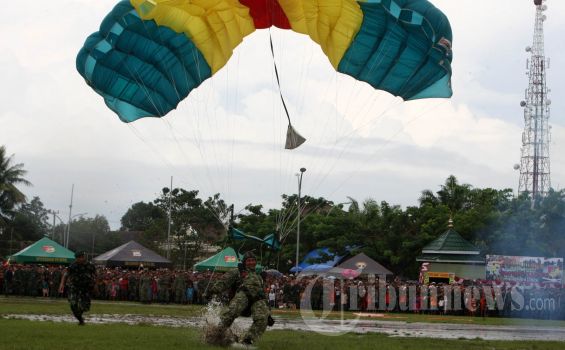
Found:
[4,313,565,341]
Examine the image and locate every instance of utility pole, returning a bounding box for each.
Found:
[65,184,74,248]
[167,176,173,259]
[10,227,14,256]
[518,0,551,206]
[51,211,57,238]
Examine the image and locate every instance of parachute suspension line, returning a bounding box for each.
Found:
[181,43,225,201]
[297,99,449,226]
[267,30,300,233]
[122,29,221,199]
[287,28,397,198]
[141,16,221,198]
[121,26,223,221]
[201,216,232,299]
[121,65,190,175]
[122,64,165,118]
[307,100,403,197]
[296,103,441,228]
[225,49,243,207]
[142,18,182,103]
[335,35,397,138]
[305,40,402,197]
[269,30,306,150]
[126,124,175,170]
[278,205,299,242]
[308,22,440,187]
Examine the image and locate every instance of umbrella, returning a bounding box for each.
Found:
[263,269,284,278]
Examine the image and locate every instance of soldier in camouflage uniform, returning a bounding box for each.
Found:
[13,267,23,296]
[128,272,139,301]
[158,271,171,303]
[173,272,187,304]
[139,271,152,303]
[206,252,272,346]
[59,251,96,325]
[50,268,62,298]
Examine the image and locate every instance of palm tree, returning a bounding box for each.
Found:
[0,145,32,224]
[419,175,472,214]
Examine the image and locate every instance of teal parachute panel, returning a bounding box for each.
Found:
[76,1,212,122]
[229,228,281,251]
[338,0,452,100]
[262,233,281,251]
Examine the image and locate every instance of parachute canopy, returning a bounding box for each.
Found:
[78,0,453,122]
[229,227,281,251]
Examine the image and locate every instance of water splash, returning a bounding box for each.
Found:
[200,299,248,346]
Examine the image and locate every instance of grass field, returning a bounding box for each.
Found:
[1,297,565,350]
[2,297,565,327]
[1,319,564,350]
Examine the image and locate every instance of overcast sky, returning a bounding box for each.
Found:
[1,0,564,230]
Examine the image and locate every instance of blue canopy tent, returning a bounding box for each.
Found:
[290,248,345,274]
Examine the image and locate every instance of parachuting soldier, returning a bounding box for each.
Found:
[58,251,96,325]
[205,251,273,346]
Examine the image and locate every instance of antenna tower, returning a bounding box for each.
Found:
[518,0,551,200]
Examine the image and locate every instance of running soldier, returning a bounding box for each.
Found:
[58,251,96,325]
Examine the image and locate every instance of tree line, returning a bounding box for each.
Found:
[2,145,565,278]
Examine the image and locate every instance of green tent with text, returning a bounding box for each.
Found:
[9,237,75,264]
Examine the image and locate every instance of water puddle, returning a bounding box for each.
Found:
[4,313,565,341]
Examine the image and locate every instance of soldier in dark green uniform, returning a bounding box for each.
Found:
[50,268,62,298]
[58,251,96,325]
[158,271,171,303]
[128,272,139,301]
[139,271,152,303]
[173,272,187,304]
[206,252,272,346]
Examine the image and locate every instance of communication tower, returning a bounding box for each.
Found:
[518,0,551,200]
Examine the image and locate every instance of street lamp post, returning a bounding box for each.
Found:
[295,167,306,271]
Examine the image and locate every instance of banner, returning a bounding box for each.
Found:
[486,255,563,284]
[423,271,455,284]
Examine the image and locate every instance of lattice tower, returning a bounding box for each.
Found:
[518,0,551,199]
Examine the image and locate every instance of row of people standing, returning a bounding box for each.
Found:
[92,270,197,304]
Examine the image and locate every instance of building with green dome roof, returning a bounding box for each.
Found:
[417,219,485,282]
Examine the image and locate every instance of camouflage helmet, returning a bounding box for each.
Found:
[241,251,256,264]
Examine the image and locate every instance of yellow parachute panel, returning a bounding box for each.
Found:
[278,0,363,69]
[130,0,256,74]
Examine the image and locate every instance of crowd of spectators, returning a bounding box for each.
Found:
[1,264,564,320]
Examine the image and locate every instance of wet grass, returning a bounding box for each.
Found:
[2,296,565,328]
[0,318,563,350]
[0,297,204,317]
[273,308,565,328]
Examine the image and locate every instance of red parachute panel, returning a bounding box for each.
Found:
[239,0,291,29]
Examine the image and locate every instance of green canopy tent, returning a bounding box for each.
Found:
[9,237,75,264]
[193,247,262,272]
